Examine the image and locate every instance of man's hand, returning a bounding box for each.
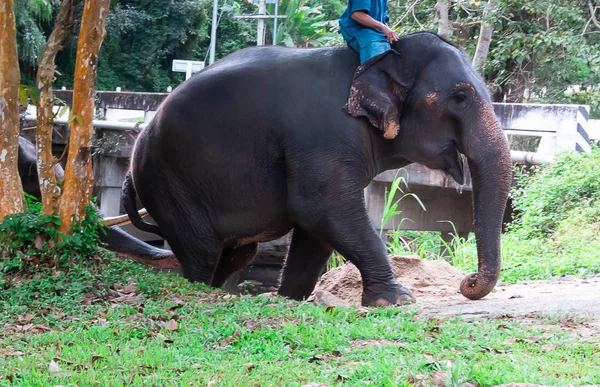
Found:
[379,23,399,43]
[351,11,399,43]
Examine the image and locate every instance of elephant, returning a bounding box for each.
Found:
[122,31,512,306]
[16,136,177,267]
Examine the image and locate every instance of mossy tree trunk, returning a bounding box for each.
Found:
[58,0,110,233]
[0,0,26,221]
[36,0,83,217]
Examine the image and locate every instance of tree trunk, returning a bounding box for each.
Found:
[472,0,495,72]
[58,0,110,233]
[36,0,82,217]
[0,0,26,221]
[435,0,452,38]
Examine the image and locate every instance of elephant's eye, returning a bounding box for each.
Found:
[450,91,469,110]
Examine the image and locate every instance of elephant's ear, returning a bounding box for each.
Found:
[344,50,408,140]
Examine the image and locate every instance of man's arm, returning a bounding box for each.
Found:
[351,11,399,43]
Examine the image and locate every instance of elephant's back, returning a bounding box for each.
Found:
[164,45,358,118]
[205,45,358,80]
[150,45,359,149]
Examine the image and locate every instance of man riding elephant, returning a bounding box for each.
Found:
[339,0,399,63]
[123,32,512,307]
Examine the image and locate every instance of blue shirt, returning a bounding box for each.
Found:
[338,0,390,47]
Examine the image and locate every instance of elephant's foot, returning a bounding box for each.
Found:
[361,280,416,307]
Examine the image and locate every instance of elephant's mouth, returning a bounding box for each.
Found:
[442,144,466,185]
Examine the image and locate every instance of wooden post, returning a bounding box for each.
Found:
[257,0,266,46]
[0,0,26,220]
[58,0,110,233]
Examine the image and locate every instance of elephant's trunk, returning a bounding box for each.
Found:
[459,103,512,300]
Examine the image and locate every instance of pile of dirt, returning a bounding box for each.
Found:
[314,256,465,306]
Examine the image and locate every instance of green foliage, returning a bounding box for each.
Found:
[563,90,600,119]
[276,0,343,47]
[380,170,426,238]
[460,0,600,102]
[14,0,53,68]
[387,149,600,284]
[0,195,115,318]
[510,148,600,238]
[37,0,256,91]
[326,251,346,271]
[0,196,106,275]
[0,248,166,322]
[94,0,212,91]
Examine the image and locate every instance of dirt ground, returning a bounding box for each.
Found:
[313,256,600,323]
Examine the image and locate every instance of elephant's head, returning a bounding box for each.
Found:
[345,32,512,300]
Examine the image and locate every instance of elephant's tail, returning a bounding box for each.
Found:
[122,171,164,238]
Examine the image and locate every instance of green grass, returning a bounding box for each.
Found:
[1,254,600,386]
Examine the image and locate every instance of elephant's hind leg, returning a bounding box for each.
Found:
[154,210,223,284]
[278,227,333,300]
[211,243,259,288]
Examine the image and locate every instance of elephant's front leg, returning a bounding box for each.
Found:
[293,189,415,307]
[278,227,334,300]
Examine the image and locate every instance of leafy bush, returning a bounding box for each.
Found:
[382,149,600,283]
[0,195,146,317]
[510,147,600,238]
[0,195,106,276]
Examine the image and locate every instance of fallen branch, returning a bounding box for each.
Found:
[103,209,148,227]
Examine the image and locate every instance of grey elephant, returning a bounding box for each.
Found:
[123,32,512,306]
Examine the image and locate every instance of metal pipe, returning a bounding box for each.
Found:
[209,0,219,65]
[273,0,279,45]
[510,151,554,165]
[23,114,147,132]
[233,15,287,19]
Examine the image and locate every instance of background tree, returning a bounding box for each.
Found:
[389,0,600,113]
[472,0,494,72]
[56,0,257,91]
[57,0,110,233]
[435,0,452,38]
[0,0,26,220]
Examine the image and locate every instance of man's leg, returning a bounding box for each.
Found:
[359,40,391,63]
[346,37,361,55]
